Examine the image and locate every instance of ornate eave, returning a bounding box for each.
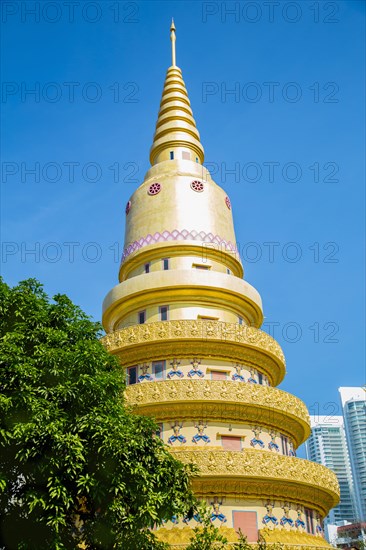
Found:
[101,320,286,386]
[169,449,339,516]
[125,380,310,446]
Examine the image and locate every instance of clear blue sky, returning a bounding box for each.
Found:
[1,1,365,451]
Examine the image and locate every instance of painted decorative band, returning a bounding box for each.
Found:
[121,229,239,263]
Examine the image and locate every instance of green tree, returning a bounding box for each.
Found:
[0,278,196,550]
[185,503,228,549]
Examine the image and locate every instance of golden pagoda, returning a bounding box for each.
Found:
[102,22,339,548]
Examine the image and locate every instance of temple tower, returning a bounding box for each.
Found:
[102,22,339,548]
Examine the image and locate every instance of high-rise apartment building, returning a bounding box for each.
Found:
[339,387,366,521]
[306,416,356,525]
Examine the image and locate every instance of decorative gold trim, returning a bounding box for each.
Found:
[260,528,331,548]
[101,320,286,386]
[103,270,263,331]
[119,241,244,282]
[169,449,340,516]
[155,526,332,548]
[125,380,310,446]
[206,367,232,373]
[216,432,246,439]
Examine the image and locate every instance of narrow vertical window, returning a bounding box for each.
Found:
[163,258,169,270]
[159,306,168,321]
[281,435,288,455]
[144,263,150,273]
[138,310,146,324]
[258,372,263,385]
[305,509,314,534]
[238,316,243,325]
[127,366,137,386]
[170,151,174,160]
[153,360,165,380]
[227,268,231,274]
[195,157,198,163]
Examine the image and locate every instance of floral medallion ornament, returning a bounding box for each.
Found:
[148,182,161,195]
[125,200,131,215]
[190,180,204,192]
[225,195,231,209]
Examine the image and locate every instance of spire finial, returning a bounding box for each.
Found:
[170,18,176,66]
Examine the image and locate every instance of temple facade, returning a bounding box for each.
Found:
[102,22,339,548]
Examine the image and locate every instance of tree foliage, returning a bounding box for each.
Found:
[0,278,196,549]
[185,504,228,549]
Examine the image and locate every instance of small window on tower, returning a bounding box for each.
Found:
[258,372,263,385]
[153,361,165,380]
[170,151,174,160]
[182,151,190,160]
[196,157,199,163]
[221,436,242,451]
[159,306,169,321]
[138,310,146,324]
[305,509,314,534]
[227,268,231,274]
[163,258,170,270]
[211,371,227,381]
[145,263,150,273]
[238,316,243,325]
[281,435,288,455]
[192,263,211,270]
[127,366,137,385]
[197,315,219,321]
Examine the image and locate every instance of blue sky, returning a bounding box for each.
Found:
[1,1,365,450]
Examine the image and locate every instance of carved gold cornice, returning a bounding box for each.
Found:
[155,525,332,548]
[125,380,310,446]
[101,320,286,386]
[260,528,331,547]
[169,449,340,516]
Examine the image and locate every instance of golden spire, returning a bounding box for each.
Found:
[170,18,176,66]
[149,21,205,166]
